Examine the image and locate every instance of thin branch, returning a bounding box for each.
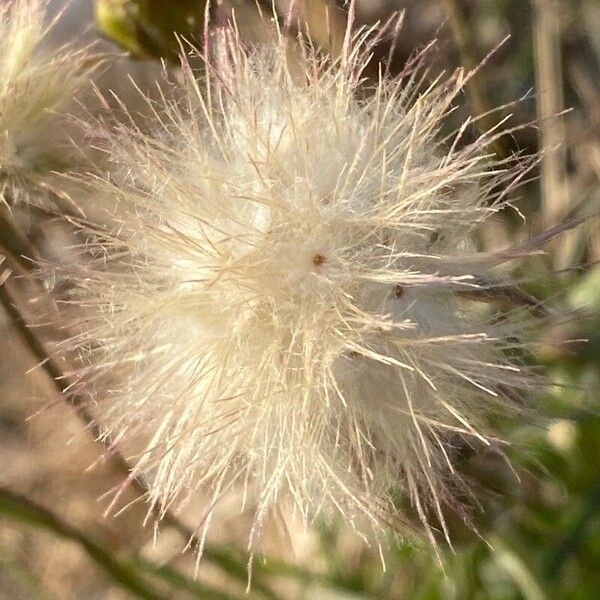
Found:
[0,258,160,489]
[0,210,42,272]
[0,486,254,600]
[0,487,165,600]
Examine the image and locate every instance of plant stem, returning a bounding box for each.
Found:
[0,487,166,600]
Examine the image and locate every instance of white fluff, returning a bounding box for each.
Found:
[65,24,539,549]
[0,0,92,203]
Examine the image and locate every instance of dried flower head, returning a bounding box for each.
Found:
[0,0,93,203]
[65,21,544,550]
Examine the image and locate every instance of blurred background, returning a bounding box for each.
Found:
[0,0,599,598]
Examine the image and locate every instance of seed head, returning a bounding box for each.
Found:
[65,24,541,549]
[0,0,93,203]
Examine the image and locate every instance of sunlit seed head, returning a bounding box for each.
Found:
[0,0,94,204]
[63,18,543,551]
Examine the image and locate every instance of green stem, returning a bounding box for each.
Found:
[0,487,166,600]
[133,556,241,600]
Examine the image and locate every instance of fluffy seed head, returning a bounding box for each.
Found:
[65,24,541,547]
[0,0,92,203]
